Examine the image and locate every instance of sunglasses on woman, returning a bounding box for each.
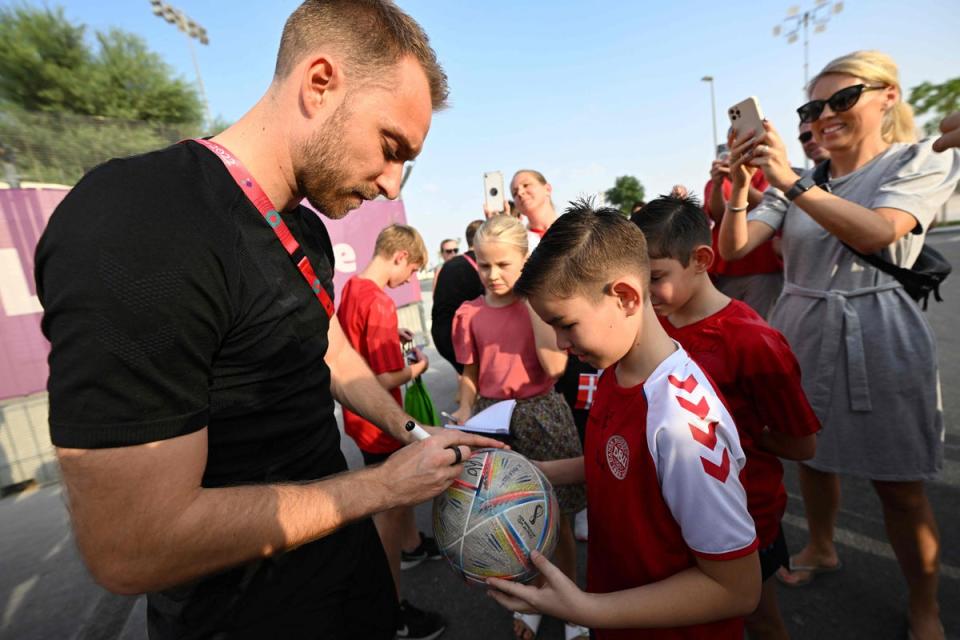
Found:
[442,248,459,255]
[797,84,885,124]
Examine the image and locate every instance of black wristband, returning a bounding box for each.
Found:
[785,175,816,201]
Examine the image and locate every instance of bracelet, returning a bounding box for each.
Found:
[726,204,748,212]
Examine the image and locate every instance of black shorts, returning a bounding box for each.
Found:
[759,525,790,581]
[147,519,397,640]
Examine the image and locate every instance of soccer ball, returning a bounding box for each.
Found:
[432,448,559,585]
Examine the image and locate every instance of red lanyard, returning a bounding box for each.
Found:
[193,138,334,318]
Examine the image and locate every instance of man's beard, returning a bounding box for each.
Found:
[294,102,378,219]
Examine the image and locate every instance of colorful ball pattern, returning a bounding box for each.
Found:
[432,448,560,585]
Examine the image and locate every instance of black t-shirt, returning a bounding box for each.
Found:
[430,251,484,372]
[36,140,345,487]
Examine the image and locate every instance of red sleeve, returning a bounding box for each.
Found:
[702,179,716,217]
[452,301,478,366]
[751,169,770,191]
[363,293,405,375]
[737,323,820,438]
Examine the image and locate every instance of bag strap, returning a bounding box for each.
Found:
[462,252,479,272]
[812,160,918,283]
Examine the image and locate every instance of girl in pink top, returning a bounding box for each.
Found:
[451,215,588,640]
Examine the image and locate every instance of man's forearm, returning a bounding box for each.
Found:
[72,462,390,595]
[330,345,414,443]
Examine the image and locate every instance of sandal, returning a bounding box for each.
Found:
[775,557,842,588]
[512,612,541,640]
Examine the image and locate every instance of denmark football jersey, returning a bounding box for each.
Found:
[337,276,406,454]
[661,300,820,546]
[585,345,757,640]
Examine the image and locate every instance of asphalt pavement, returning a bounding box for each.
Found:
[2,228,959,639]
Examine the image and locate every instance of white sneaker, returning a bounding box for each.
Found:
[574,508,588,541]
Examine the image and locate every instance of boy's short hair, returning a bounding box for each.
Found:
[515,198,650,301]
[630,195,712,267]
[464,219,484,248]
[374,224,427,267]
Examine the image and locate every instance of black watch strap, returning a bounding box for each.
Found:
[785,175,817,201]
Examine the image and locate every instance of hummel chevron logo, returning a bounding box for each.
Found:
[689,421,718,450]
[701,448,730,482]
[667,374,698,393]
[676,395,709,421]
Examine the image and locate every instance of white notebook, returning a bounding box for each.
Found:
[445,399,515,436]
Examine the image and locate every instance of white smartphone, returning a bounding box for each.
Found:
[727,97,765,141]
[483,171,505,213]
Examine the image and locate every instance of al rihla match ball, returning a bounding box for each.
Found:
[432,448,559,585]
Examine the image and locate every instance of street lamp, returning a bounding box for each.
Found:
[701,75,719,156]
[773,1,844,92]
[149,0,210,127]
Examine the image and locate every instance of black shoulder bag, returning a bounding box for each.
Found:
[811,160,952,310]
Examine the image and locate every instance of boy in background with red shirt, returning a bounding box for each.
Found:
[337,224,444,640]
[632,195,820,640]
[489,202,761,639]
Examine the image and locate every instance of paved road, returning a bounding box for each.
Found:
[2,229,959,639]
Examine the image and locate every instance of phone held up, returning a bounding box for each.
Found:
[483,171,506,215]
[727,97,765,146]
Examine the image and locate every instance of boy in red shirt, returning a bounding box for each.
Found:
[632,195,820,640]
[490,202,761,639]
[336,224,443,640]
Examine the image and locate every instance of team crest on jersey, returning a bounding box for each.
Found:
[605,435,629,480]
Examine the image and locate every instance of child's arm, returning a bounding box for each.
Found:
[374,348,429,391]
[451,362,479,424]
[533,456,584,486]
[740,327,821,460]
[488,550,760,630]
[758,427,815,461]
[525,301,568,378]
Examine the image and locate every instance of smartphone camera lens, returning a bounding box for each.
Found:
[489,187,498,197]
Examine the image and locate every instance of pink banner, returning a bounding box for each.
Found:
[0,189,419,400]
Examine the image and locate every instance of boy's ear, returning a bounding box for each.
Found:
[610,278,644,316]
[691,245,715,273]
[393,250,409,265]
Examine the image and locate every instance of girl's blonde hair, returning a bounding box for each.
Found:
[474,215,529,256]
[807,50,916,143]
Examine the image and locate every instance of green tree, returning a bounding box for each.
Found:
[909,78,960,136]
[0,4,203,184]
[604,175,645,216]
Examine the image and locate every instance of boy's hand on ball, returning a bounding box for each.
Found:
[486,551,591,625]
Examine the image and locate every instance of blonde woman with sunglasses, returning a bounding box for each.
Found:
[718,51,959,640]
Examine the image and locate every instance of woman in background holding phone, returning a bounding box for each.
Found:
[718,50,959,640]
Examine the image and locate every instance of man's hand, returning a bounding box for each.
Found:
[449,405,472,425]
[398,328,415,343]
[710,160,730,186]
[487,551,593,626]
[933,112,960,153]
[377,429,505,506]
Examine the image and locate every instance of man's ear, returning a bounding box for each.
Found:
[692,245,715,273]
[300,54,341,117]
[393,250,409,266]
[610,278,644,316]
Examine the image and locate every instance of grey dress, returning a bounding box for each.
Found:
[749,140,960,480]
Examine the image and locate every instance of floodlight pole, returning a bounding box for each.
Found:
[702,76,719,155]
[149,0,210,127]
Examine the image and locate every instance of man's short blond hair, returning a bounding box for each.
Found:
[374,224,427,268]
[275,0,449,110]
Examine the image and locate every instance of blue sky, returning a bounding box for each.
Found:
[42,1,960,265]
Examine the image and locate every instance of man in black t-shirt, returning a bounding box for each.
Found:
[431,219,484,373]
[35,3,502,639]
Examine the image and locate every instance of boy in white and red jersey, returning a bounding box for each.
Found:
[632,195,820,640]
[488,200,761,639]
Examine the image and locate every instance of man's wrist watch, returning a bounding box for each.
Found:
[785,175,817,201]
